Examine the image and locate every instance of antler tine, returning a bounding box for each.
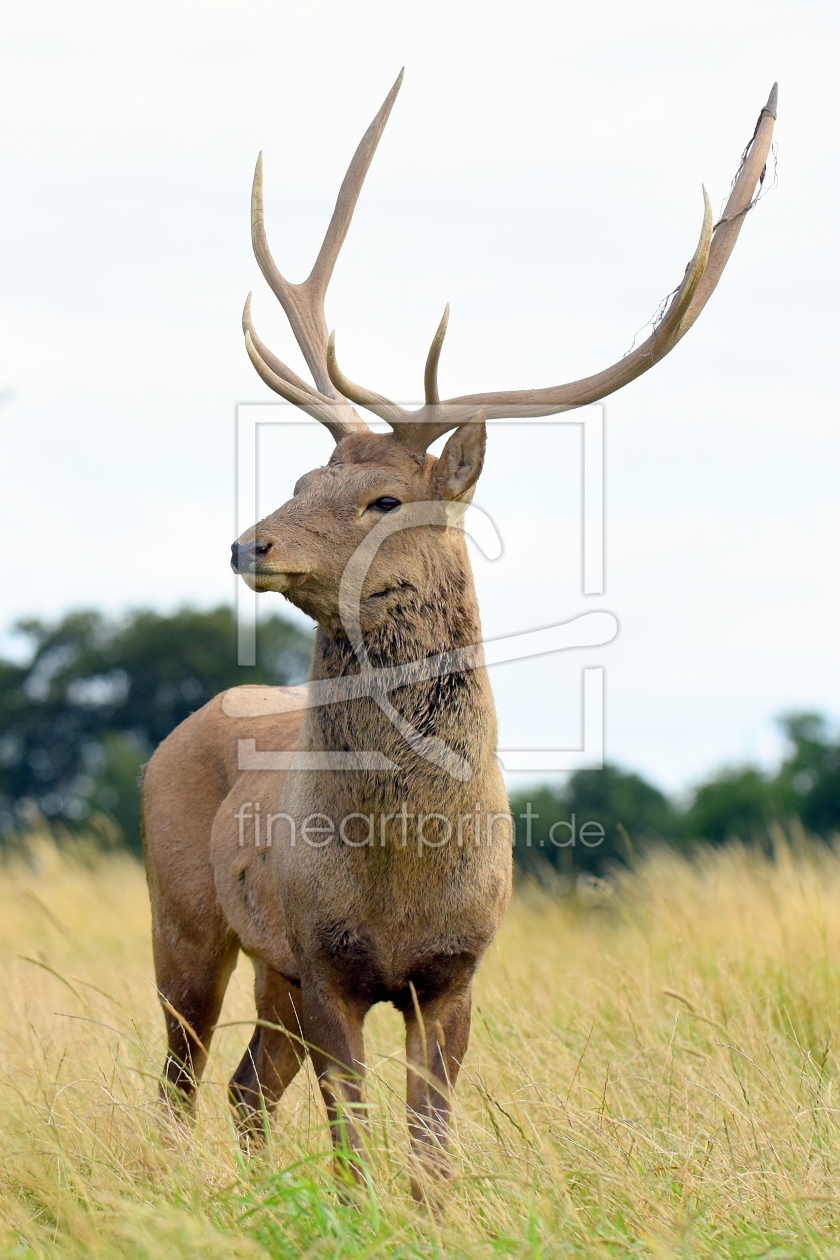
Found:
[243,293,323,399]
[243,296,358,441]
[309,69,404,298]
[426,85,776,425]
[677,82,777,337]
[250,152,334,401]
[246,72,405,440]
[326,333,411,428]
[424,305,449,406]
[244,330,354,444]
[327,320,476,455]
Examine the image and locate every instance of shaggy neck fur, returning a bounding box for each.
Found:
[300,533,498,819]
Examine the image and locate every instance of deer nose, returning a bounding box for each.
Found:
[230,540,272,573]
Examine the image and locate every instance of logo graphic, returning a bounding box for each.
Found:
[233,403,616,777]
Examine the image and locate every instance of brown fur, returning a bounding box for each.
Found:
[143,429,512,1198]
[144,77,776,1200]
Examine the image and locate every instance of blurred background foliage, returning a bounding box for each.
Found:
[0,606,838,871]
[508,712,840,879]
[0,607,311,853]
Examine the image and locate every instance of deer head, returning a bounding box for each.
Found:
[232,72,777,637]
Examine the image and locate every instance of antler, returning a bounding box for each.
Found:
[325,83,778,453]
[243,71,405,442]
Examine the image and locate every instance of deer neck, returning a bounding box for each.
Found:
[300,539,497,809]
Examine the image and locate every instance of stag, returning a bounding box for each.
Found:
[142,74,776,1198]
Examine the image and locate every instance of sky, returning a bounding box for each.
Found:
[0,0,837,796]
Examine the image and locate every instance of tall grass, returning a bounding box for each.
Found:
[2,832,840,1257]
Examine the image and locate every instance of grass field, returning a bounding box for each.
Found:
[3,834,840,1258]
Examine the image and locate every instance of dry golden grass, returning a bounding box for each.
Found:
[2,833,840,1257]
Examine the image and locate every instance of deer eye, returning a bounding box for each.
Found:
[368,496,402,513]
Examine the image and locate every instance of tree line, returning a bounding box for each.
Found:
[509,712,840,879]
[1,606,838,870]
[0,607,311,852]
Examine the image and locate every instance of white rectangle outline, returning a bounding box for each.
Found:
[235,403,608,772]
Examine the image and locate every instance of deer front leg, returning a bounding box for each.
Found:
[300,978,369,1186]
[404,983,472,1204]
[154,927,239,1116]
[229,961,306,1141]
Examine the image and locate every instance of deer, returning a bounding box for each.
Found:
[142,73,776,1200]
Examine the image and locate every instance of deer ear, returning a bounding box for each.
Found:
[432,418,486,504]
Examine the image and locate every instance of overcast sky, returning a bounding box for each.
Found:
[0,0,837,794]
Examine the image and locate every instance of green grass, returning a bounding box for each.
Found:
[3,832,840,1257]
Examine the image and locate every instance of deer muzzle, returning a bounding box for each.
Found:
[230,540,306,593]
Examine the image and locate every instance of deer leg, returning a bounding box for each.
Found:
[155,929,239,1115]
[404,983,472,1204]
[300,979,368,1184]
[229,960,306,1139]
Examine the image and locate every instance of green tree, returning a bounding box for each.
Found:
[682,767,779,845]
[775,712,840,836]
[681,713,840,845]
[0,607,312,853]
[509,764,679,878]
